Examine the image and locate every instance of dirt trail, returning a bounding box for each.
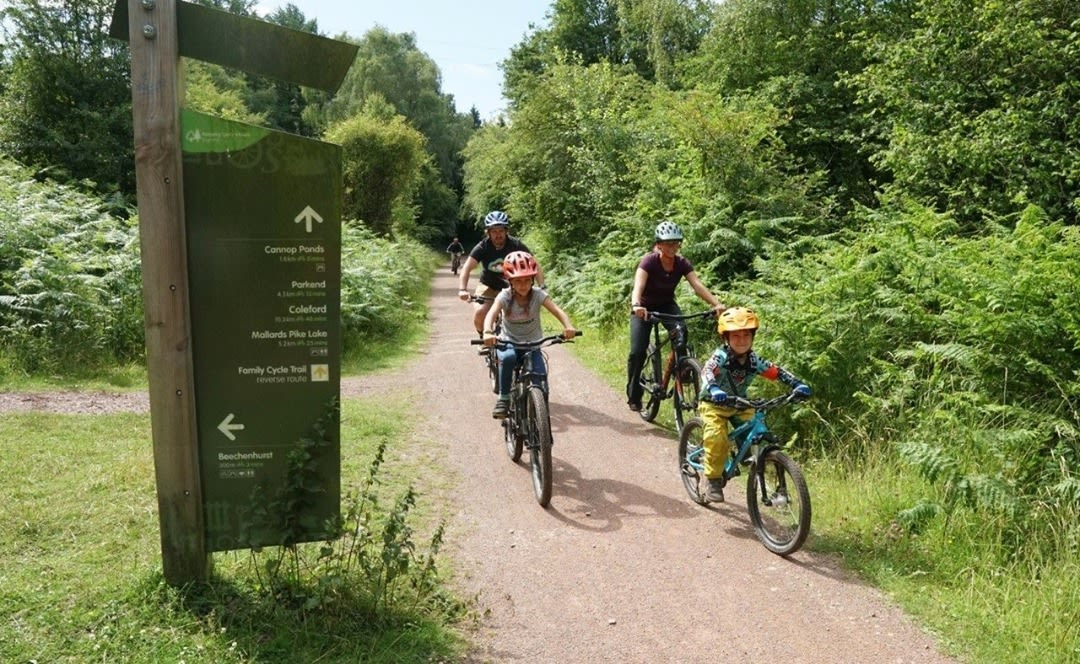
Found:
[0,266,959,663]
[394,267,956,663]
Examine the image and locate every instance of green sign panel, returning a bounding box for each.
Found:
[182,109,341,552]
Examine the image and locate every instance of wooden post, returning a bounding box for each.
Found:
[126,0,208,584]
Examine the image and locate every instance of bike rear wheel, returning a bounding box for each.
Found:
[677,417,708,505]
[639,343,663,422]
[746,447,811,556]
[672,356,702,431]
[525,386,554,507]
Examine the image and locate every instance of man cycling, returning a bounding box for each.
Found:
[458,211,544,336]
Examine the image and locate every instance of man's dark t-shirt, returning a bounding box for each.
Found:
[469,236,532,290]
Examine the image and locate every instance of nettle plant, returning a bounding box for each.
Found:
[240,401,455,621]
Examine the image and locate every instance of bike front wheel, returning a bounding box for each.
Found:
[503,415,523,462]
[677,417,708,505]
[525,386,553,507]
[639,343,663,422]
[746,447,811,556]
[672,356,702,431]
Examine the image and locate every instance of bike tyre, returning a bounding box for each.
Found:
[526,386,554,507]
[677,417,708,505]
[746,447,811,556]
[487,354,499,394]
[503,415,523,463]
[672,356,702,431]
[639,343,662,422]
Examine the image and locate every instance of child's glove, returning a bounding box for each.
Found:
[792,383,811,401]
[707,385,728,403]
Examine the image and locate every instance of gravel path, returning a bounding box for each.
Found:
[0,267,960,664]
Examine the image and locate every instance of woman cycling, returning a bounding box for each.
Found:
[626,220,724,412]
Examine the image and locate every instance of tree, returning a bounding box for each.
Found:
[854,0,1080,226]
[0,0,134,195]
[244,3,320,137]
[684,0,918,213]
[305,27,475,239]
[324,113,427,236]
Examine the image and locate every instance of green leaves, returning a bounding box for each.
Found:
[0,159,142,374]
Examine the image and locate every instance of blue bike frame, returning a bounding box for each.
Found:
[685,394,790,483]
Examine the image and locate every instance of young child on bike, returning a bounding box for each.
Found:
[699,307,811,502]
[482,251,576,419]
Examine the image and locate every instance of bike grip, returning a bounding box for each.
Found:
[470,339,484,345]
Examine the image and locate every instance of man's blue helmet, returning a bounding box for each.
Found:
[484,210,510,228]
[654,220,683,242]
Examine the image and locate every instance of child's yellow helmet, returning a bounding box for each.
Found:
[718,307,760,334]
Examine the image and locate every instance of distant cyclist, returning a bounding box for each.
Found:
[626,220,723,412]
[698,307,810,502]
[458,211,544,336]
[447,236,465,274]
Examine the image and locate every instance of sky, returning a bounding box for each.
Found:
[253,1,554,120]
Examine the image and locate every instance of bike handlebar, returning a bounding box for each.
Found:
[645,309,718,323]
[470,332,583,347]
[715,391,802,410]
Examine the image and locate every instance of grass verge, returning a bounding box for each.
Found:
[0,394,469,664]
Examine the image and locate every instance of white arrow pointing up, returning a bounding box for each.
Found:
[294,205,323,233]
[217,413,245,441]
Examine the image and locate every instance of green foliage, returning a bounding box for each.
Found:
[739,199,1080,563]
[0,159,143,375]
[183,60,268,125]
[0,0,134,195]
[460,122,514,223]
[324,113,428,236]
[304,27,475,238]
[339,223,435,353]
[854,0,1080,225]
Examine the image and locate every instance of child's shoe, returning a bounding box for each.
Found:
[706,477,725,503]
[492,399,509,419]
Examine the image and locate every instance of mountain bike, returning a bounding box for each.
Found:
[469,294,499,392]
[450,251,464,275]
[470,333,580,507]
[678,391,811,555]
[638,310,714,431]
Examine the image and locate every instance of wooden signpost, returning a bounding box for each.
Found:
[111,0,356,585]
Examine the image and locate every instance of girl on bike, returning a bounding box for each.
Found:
[699,307,811,502]
[458,211,544,337]
[482,251,576,419]
[627,220,724,412]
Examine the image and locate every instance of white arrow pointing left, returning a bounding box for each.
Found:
[218,413,245,441]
